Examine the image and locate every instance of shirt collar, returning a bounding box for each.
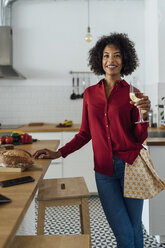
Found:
[120,79,127,87]
[99,79,127,87]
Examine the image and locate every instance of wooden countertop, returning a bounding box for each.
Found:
[148,126,165,131]
[147,126,165,146]
[15,124,165,146]
[0,124,164,133]
[0,123,165,145]
[0,123,81,133]
[0,140,60,248]
[146,138,165,146]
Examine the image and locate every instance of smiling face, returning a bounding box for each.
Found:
[102,44,123,79]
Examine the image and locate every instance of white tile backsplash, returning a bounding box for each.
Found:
[2,81,164,126]
[0,83,83,125]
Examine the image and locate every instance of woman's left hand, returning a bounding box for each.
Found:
[130,95,151,120]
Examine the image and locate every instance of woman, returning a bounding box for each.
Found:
[33,33,150,248]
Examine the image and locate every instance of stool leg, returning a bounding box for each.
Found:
[79,198,91,247]
[37,201,45,235]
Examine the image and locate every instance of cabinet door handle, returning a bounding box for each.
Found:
[61,183,65,190]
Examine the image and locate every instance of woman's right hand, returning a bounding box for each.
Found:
[33,149,62,159]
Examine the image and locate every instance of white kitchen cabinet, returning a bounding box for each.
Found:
[147,145,165,243]
[29,131,97,193]
[62,132,97,193]
[142,199,149,234]
[43,162,62,179]
[29,132,63,179]
[141,146,165,237]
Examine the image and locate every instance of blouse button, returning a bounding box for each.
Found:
[105,113,107,116]
[106,125,108,127]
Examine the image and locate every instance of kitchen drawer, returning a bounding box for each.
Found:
[29,132,62,141]
[63,132,97,193]
[44,162,62,179]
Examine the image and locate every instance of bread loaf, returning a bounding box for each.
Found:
[0,149,34,168]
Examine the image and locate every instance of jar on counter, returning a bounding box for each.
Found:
[148,109,153,127]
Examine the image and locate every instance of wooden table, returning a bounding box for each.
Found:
[0,140,60,248]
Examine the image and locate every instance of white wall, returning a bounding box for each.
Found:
[144,0,159,123]
[144,0,165,125]
[157,0,165,125]
[0,0,145,124]
[158,0,165,83]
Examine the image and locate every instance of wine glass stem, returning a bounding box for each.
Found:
[139,109,143,122]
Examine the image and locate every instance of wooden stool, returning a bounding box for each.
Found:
[12,234,90,248]
[37,177,91,244]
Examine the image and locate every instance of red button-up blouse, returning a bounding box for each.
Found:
[59,79,149,176]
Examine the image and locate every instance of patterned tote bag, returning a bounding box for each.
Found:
[124,148,165,199]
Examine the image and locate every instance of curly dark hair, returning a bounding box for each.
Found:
[88,32,139,77]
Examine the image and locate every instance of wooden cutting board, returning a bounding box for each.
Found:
[0,140,60,172]
[28,122,44,126]
[0,167,25,172]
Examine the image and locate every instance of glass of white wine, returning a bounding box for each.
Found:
[129,77,149,124]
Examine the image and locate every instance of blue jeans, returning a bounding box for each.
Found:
[95,156,144,248]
